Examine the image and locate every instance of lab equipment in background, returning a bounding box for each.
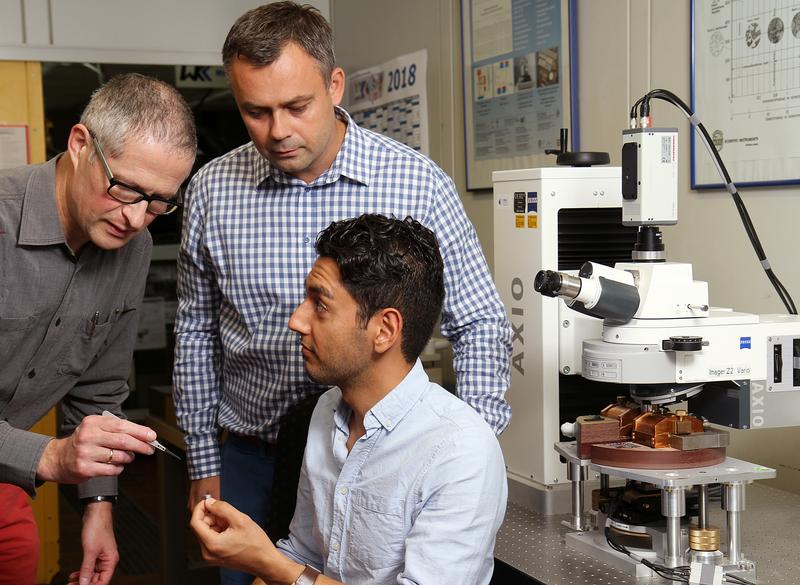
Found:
[524,90,800,584]
[493,156,638,508]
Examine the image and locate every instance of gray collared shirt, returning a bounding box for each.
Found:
[0,157,151,497]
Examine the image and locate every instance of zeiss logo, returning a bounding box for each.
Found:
[527,192,537,213]
[740,337,751,349]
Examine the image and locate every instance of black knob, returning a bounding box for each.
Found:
[661,336,704,352]
[544,127,610,166]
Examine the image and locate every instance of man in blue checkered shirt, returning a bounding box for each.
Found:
[173,4,511,584]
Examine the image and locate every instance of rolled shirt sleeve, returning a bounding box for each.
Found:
[276,464,325,570]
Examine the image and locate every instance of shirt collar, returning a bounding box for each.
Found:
[332,360,430,434]
[18,156,67,247]
[327,107,372,186]
[251,147,271,188]
[258,106,373,188]
[371,360,432,431]
[333,391,351,435]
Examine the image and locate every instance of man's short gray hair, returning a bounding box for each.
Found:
[222,2,335,85]
[80,73,197,159]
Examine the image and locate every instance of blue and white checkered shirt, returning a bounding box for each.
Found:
[173,108,512,480]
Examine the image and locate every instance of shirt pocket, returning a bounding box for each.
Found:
[347,491,406,569]
[0,314,36,367]
[0,314,36,331]
[56,305,127,377]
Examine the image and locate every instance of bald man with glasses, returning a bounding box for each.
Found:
[0,73,195,585]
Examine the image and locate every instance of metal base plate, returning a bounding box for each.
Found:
[496,482,800,584]
[566,529,659,578]
[566,530,759,581]
[555,441,776,487]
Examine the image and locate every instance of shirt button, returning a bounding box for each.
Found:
[303,236,310,244]
[331,542,340,552]
[339,487,348,495]
[27,369,36,378]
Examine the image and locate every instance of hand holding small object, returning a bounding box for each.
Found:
[36,411,160,483]
[101,410,181,460]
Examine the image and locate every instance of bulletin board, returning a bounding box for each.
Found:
[461,0,578,189]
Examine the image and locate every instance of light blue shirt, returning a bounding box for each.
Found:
[276,361,507,585]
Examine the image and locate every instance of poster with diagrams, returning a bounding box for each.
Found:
[462,0,572,189]
[693,0,800,187]
[346,50,429,155]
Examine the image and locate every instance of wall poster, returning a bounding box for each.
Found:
[346,50,429,155]
[462,0,577,189]
[692,0,800,188]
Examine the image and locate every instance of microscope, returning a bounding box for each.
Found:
[525,97,800,584]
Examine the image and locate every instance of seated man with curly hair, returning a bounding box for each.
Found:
[191,214,507,585]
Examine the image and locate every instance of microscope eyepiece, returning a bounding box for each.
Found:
[534,270,563,298]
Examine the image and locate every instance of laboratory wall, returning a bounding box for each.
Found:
[0,0,328,64]
[333,0,800,495]
[332,0,496,270]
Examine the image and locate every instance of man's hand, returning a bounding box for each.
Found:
[188,475,221,512]
[67,501,119,585]
[36,414,156,484]
[190,497,304,583]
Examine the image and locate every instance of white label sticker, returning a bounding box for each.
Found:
[661,136,673,163]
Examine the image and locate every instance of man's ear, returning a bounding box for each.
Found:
[371,308,403,356]
[66,124,92,169]
[328,67,345,107]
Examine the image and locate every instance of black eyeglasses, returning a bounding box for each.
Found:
[91,134,183,216]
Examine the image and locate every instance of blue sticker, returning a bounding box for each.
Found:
[527,191,538,213]
[740,337,751,349]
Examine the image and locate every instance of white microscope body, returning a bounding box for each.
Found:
[522,126,800,582]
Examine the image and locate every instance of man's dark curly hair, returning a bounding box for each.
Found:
[315,214,445,363]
